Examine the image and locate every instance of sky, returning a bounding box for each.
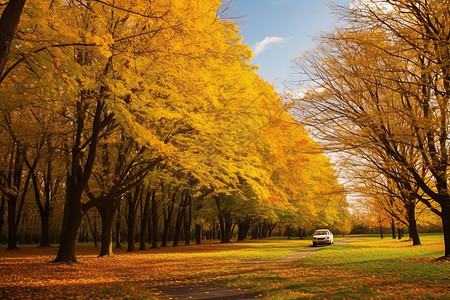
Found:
[227,0,357,191]
[228,0,353,89]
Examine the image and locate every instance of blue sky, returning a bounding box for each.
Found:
[228,0,352,88]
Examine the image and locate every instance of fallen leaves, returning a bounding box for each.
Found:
[0,239,448,299]
[0,242,267,299]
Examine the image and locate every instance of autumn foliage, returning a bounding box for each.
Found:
[0,0,348,262]
[294,0,450,257]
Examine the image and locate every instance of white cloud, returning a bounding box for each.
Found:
[254,36,286,55]
[350,0,393,12]
[272,0,289,4]
[349,0,360,10]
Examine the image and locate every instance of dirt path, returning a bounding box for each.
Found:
[277,238,354,263]
[157,238,355,299]
[156,285,262,300]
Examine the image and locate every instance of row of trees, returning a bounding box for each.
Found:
[0,0,350,262]
[294,0,449,257]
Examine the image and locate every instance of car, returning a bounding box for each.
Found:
[312,229,333,246]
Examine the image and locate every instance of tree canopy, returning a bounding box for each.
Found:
[0,0,348,262]
[294,0,449,257]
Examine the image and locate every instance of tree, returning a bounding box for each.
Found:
[294,0,450,257]
[0,0,27,80]
[344,149,423,245]
[0,0,351,257]
[0,139,29,250]
[48,0,227,262]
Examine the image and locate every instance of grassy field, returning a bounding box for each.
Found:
[234,235,449,299]
[0,234,448,299]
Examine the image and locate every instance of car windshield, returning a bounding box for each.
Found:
[314,231,329,235]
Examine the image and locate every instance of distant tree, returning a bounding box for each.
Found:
[294,0,450,257]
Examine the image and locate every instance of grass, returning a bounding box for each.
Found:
[0,235,448,299]
[309,236,449,285]
[244,235,450,299]
[199,235,449,299]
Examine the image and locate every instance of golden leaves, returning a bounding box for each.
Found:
[0,0,349,232]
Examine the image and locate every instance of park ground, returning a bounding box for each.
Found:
[0,234,449,299]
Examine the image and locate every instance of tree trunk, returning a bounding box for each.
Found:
[84,225,89,243]
[262,222,269,238]
[441,201,450,257]
[29,156,55,248]
[6,146,27,250]
[0,0,27,80]
[79,228,85,243]
[7,195,19,250]
[406,204,421,246]
[215,196,232,243]
[242,221,251,240]
[126,185,144,252]
[250,226,257,239]
[286,225,291,240]
[161,211,169,247]
[126,192,137,252]
[115,200,122,248]
[379,226,384,239]
[220,213,233,243]
[270,224,278,237]
[210,221,215,241]
[298,226,303,240]
[161,193,175,247]
[54,186,84,263]
[218,215,225,243]
[98,200,116,257]
[86,212,98,247]
[55,100,109,263]
[41,157,55,247]
[147,211,152,245]
[0,195,5,244]
[139,191,152,251]
[40,210,50,247]
[238,221,248,241]
[151,191,158,248]
[184,194,192,246]
[172,204,183,247]
[195,224,202,245]
[391,219,396,239]
[127,210,136,252]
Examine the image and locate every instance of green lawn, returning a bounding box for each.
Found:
[205,235,449,299]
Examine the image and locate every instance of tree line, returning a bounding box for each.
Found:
[294,0,449,258]
[0,0,350,263]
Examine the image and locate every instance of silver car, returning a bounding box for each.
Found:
[312,229,334,246]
